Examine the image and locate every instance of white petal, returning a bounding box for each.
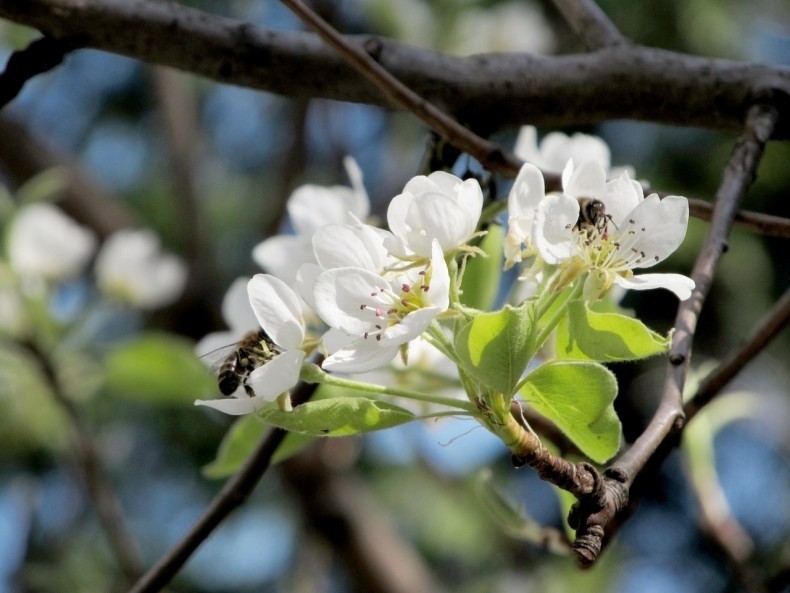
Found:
[381,307,438,345]
[221,277,258,334]
[533,194,579,264]
[322,340,400,374]
[342,156,370,221]
[194,395,269,415]
[602,171,643,226]
[295,263,322,312]
[247,349,305,397]
[252,235,315,283]
[615,195,689,268]
[287,184,360,235]
[508,163,546,221]
[407,191,473,254]
[615,273,695,300]
[248,275,305,350]
[312,223,389,272]
[313,267,390,335]
[513,126,541,165]
[564,160,607,199]
[426,240,450,310]
[386,190,414,243]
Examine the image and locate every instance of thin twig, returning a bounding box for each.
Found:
[550,0,628,50]
[22,341,143,584]
[566,102,779,568]
[128,378,319,593]
[687,198,790,239]
[685,288,790,421]
[616,102,779,481]
[279,0,522,176]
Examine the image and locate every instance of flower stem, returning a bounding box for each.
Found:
[302,364,478,413]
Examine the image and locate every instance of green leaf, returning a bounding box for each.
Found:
[518,361,620,463]
[104,332,216,404]
[459,225,503,311]
[555,300,669,362]
[454,305,535,395]
[202,414,314,478]
[258,397,415,436]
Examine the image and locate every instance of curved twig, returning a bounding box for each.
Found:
[21,341,143,584]
[568,102,779,568]
[685,287,790,421]
[128,378,318,593]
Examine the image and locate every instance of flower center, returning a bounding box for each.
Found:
[575,216,659,272]
[358,271,431,341]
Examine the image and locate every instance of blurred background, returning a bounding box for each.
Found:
[0,0,788,592]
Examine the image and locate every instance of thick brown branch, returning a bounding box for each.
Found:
[685,287,790,421]
[1,0,789,138]
[550,0,628,50]
[687,198,790,239]
[129,378,319,593]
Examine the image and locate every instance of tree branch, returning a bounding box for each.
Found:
[0,35,81,109]
[280,0,521,176]
[22,341,143,585]
[567,102,779,568]
[550,0,628,50]
[685,287,790,421]
[129,378,319,593]
[1,0,789,138]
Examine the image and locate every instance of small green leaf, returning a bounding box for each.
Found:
[203,415,314,478]
[105,332,215,404]
[459,225,503,311]
[454,305,535,395]
[258,397,415,436]
[555,300,669,362]
[519,361,621,463]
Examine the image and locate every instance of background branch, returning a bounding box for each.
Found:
[685,287,790,421]
[22,341,143,585]
[129,378,319,593]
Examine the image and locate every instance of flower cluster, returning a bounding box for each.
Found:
[196,132,694,444]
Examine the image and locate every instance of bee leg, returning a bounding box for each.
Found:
[243,383,256,397]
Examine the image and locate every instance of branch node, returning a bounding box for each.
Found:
[362,35,383,61]
[668,353,685,365]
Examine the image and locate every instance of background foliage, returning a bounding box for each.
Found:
[0,1,787,592]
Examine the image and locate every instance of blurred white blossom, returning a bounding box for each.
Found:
[252,156,368,283]
[444,2,555,55]
[8,202,96,281]
[95,229,187,310]
[514,126,634,179]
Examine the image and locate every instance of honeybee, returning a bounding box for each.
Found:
[217,329,276,396]
[574,197,614,235]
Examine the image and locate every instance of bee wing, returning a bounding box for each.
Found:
[198,342,239,374]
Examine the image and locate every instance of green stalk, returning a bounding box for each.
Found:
[302,364,478,413]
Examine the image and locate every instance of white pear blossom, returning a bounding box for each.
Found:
[533,161,695,300]
[95,229,187,309]
[252,156,368,282]
[195,274,307,415]
[8,203,96,281]
[385,171,483,258]
[314,240,450,373]
[515,126,613,174]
